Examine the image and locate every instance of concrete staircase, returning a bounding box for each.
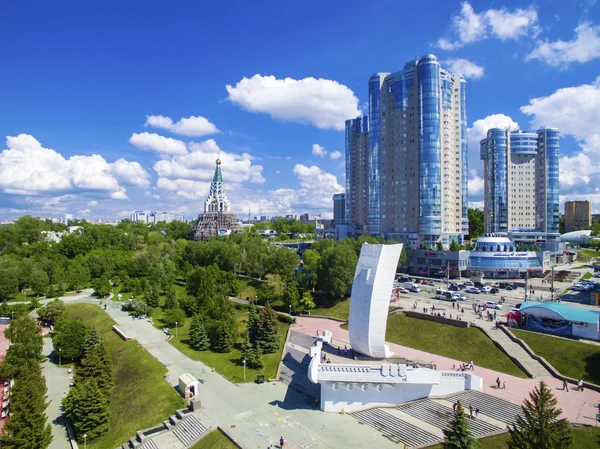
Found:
[171,414,207,447]
[446,390,523,425]
[353,407,440,447]
[279,347,321,399]
[477,325,552,378]
[138,439,160,449]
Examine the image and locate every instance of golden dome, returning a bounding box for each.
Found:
[216,158,221,165]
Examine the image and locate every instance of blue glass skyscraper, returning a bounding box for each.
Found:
[345,55,468,249]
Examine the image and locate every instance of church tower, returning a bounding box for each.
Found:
[204,157,231,213]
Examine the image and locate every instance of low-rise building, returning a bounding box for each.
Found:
[518,301,600,341]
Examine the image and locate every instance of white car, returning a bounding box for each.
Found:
[484,301,502,310]
[465,287,480,294]
[398,287,409,294]
[479,286,492,293]
[452,293,468,301]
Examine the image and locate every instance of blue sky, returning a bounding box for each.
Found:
[1,0,600,220]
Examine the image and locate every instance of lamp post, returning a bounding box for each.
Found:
[83,434,87,449]
[175,321,178,338]
[551,253,555,301]
[289,304,291,315]
[242,359,246,382]
[59,347,61,367]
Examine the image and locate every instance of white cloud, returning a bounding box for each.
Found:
[226,74,360,131]
[329,150,342,160]
[468,170,485,195]
[276,170,280,174]
[312,144,327,157]
[526,22,600,67]
[153,139,265,185]
[145,115,219,137]
[88,200,98,207]
[129,132,188,156]
[444,58,485,79]
[436,2,538,50]
[0,134,150,200]
[520,76,600,198]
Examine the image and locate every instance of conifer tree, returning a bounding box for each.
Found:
[65,380,110,442]
[257,306,279,354]
[442,401,479,449]
[82,327,102,358]
[76,336,114,395]
[211,321,233,353]
[0,364,53,449]
[246,306,260,345]
[246,342,264,369]
[188,314,210,351]
[164,285,178,309]
[508,380,572,449]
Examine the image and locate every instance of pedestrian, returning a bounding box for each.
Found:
[461,308,464,314]
[316,330,319,337]
[475,407,479,418]
[452,302,455,309]
[104,304,107,310]
[469,405,473,418]
[502,381,506,390]
[453,402,457,412]
[493,311,497,320]
[496,377,501,389]
[562,380,569,391]
[344,346,348,357]
[280,436,285,447]
[337,346,341,355]
[577,380,584,392]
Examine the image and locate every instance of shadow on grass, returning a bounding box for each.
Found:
[584,351,600,385]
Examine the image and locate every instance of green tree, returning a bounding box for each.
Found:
[2,316,44,378]
[93,274,112,297]
[30,267,49,297]
[64,380,110,442]
[246,306,260,345]
[468,208,484,240]
[120,275,135,293]
[163,307,186,328]
[188,314,210,351]
[52,317,89,362]
[442,401,479,449]
[319,244,357,298]
[211,321,233,353]
[37,298,66,325]
[300,291,315,312]
[257,306,279,354]
[145,284,160,308]
[164,284,178,309]
[449,239,460,251]
[508,380,572,449]
[240,333,263,369]
[0,364,53,449]
[436,241,444,250]
[301,248,321,289]
[76,334,114,394]
[398,247,408,267]
[0,264,19,300]
[282,284,300,312]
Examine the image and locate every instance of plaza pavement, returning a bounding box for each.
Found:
[294,316,600,426]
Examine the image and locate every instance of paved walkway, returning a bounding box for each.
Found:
[41,338,72,449]
[294,316,600,426]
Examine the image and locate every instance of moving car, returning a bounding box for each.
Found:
[465,287,480,294]
[484,301,502,310]
[398,287,409,294]
[452,293,467,301]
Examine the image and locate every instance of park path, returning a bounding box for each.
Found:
[294,316,600,426]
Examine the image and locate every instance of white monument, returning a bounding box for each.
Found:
[348,243,402,358]
[307,243,483,413]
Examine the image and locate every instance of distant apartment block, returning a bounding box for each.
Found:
[480,128,560,235]
[129,211,184,224]
[564,201,591,232]
[345,54,468,248]
[332,193,346,226]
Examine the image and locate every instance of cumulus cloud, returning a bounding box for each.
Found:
[312,144,327,157]
[526,22,600,67]
[468,170,485,195]
[225,74,360,131]
[329,150,342,160]
[129,132,188,156]
[521,76,600,198]
[145,115,219,137]
[444,58,485,79]
[0,134,150,200]
[436,2,538,50]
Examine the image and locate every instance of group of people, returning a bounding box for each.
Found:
[496,377,507,390]
[456,360,474,371]
[561,379,585,392]
[452,400,479,419]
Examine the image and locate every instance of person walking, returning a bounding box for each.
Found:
[344,346,348,357]
[453,402,457,413]
[562,379,569,392]
[469,405,473,418]
[337,346,340,355]
[280,436,285,447]
[577,380,584,392]
[502,381,506,390]
[475,407,479,418]
[496,377,501,389]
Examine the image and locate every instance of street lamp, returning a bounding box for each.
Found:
[83,433,87,449]
[242,359,246,382]
[289,304,291,315]
[59,348,61,367]
[551,253,555,301]
[175,321,178,338]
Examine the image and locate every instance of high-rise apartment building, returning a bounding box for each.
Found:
[480,128,560,235]
[345,55,468,248]
[564,200,591,232]
[332,193,346,226]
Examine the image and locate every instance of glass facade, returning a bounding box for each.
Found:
[460,77,468,238]
[539,128,560,234]
[368,75,384,236]
[481,129,509,233]
[417,55,442,239]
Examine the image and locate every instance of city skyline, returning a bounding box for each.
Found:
[1,1,600,220]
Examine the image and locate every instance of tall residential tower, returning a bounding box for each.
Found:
[480,128,560,235]
[345,55,468,248]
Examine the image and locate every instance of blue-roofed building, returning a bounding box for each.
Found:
[519,301,600,341]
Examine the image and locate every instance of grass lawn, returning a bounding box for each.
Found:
[430,426,600,448]
[310,296,350,321]
[190,429,238,449]
[582,272,593,280]
[511,329,600,384]
[237,277,262,301]
[385,314,528,378]
[110,283,134,302]
[579,249,600,260]
[65,303,185,449]
[160,309,289,383]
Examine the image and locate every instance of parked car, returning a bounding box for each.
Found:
[498,282,509,289]
[474,281,485,289]
[479,286,492,293]
[484,301,502,310]
[449,285,459,291]
[489,287,500,294]
[465,287,480,294]
[506,284,516,290]
[452,293,468,301]
[398,287,409,294]
[463,281,474,286]
[457,284,467,290]
[428,280,435,286]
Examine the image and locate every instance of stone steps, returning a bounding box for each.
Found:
[397,399,501,437]
[353,408,440,448]
[172,414,207,447]
[446,390,522,425]
[138,438,160,449]
[279,364,320,399]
